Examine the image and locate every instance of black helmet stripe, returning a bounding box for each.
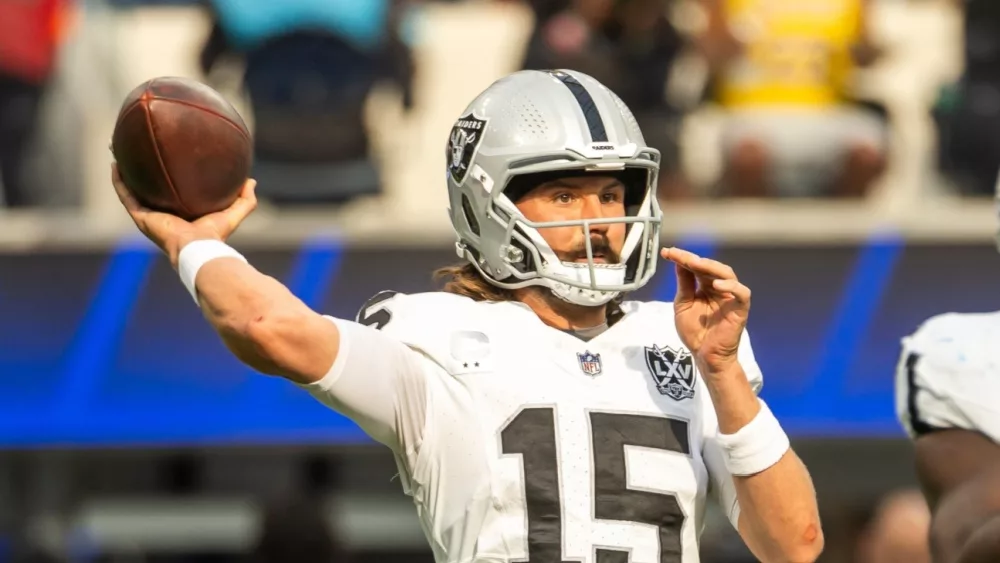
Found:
[541,70,609,143]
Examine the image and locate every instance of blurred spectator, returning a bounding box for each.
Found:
[698,0,888,198]
[10,548,62,563]
[200,0,417,206]
[933,0,1000,197]
[519,0,693,199]
[251,497,348,563]
[0,0,72,208]
[854,489,931,563]
[250,455,346,563]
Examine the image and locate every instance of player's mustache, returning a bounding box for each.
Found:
[562,236,620,263]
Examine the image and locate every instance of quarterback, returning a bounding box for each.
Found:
[112,69,822,562]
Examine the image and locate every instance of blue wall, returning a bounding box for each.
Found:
[2,241,997,448]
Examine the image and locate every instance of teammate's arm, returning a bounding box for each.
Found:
[705,363,824,563]
[897,325,1000,563]
[913,430,1000,563]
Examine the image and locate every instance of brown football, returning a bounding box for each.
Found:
[112,76,252,221]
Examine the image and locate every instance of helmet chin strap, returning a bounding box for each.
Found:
[550,282,620,306]
[543,261,625,307]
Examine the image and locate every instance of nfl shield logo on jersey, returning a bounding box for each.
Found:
[645,345,696,400]
[447,112,488,185]
[577,351,603,376]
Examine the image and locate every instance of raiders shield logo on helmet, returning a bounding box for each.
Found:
[645,344,696,401]
[447,112,488,185]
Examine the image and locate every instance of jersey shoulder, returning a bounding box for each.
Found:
[355,290,475,329]
[354,290,511,375]
[355,290,494,337]
[897,311,1000,441]
[902,311,1000,361]
[620,300,764,394]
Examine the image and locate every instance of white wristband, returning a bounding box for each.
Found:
[177,239,248,303]
[716,399,790,476]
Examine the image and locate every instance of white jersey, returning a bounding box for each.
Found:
[301,291,765,563]
[896,311,1000,442]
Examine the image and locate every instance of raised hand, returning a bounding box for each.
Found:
[112,163,257,267]
[661,246,751,376]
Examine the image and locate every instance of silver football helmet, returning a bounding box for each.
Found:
[445,69,662,307]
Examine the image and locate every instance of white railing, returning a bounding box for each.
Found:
[2,0,988,249]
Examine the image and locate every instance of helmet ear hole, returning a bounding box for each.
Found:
[461,194,480,236]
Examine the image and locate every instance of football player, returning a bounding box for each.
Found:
[112,69,822,562]
[896,221,1000,563]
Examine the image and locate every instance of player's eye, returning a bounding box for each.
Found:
[554,192,574,204]
[601,190,623,203]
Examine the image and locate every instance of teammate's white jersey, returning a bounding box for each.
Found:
[301,291,765,563]
[896,311,1000,442]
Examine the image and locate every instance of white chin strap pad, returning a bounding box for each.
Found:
[546,261,625,306]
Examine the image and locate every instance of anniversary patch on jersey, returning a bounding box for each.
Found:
[447,112,488,185]
[645,344,696,401]
[576,350,603,376]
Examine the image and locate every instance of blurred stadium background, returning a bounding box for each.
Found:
[0,0,992,561]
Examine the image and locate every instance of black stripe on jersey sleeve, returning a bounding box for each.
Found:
[905,352,946,436]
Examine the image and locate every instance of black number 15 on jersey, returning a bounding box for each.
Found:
[501,406,690,563]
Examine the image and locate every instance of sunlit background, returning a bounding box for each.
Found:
[0,0,990,561]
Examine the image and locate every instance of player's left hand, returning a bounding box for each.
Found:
[661,247,749,376]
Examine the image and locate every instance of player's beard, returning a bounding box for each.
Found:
[527,233,622,320]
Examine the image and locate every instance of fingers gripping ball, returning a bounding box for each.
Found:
[111,77,252,221]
